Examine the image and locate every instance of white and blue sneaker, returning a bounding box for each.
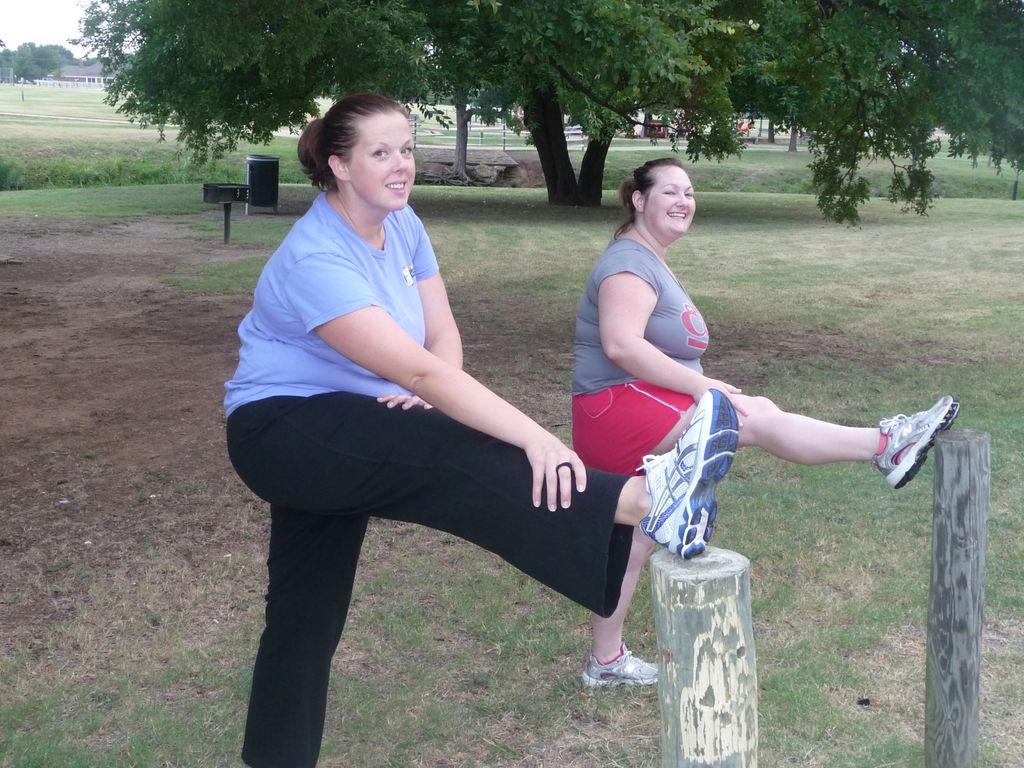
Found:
[638,389,739,559]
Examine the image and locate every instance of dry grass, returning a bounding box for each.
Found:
[2,185,1022,767]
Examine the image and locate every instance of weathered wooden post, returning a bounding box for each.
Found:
[650,547,758,768]
[926,430,989,768]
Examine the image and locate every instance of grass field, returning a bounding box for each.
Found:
[2,85,1019,202]
[1,90,1023,767]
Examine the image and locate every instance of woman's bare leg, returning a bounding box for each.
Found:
[599,394,880,673]
[592,409,693,676]
[734,394,878,464]
[590,527,656,661]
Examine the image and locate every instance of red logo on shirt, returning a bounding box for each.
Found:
[681,303,708,351]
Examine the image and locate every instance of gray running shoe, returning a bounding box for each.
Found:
[639,388,739,559]
[874,395,960,489]
[581,645,658,687]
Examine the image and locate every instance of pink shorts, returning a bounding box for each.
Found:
[572,381,696,476]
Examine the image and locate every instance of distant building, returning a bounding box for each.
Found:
[40,61,112,88]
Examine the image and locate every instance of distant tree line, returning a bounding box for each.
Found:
[0,43,82,82]
[78,0,1024,222]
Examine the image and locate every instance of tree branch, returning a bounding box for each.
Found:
[818,0,911,22]
[546,57,649,128]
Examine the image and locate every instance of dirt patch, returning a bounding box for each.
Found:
[0,213,257,655]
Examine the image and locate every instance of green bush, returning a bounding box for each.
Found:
[0,159,23,190]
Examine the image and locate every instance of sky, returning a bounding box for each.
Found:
[2,0,90,57]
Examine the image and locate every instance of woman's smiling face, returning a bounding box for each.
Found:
[633,164,696,246]
[332,110,416,219]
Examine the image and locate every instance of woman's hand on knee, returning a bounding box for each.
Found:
[702,379,748,422]
[524,435,587,511]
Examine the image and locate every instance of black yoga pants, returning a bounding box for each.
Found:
[226,392,633,768]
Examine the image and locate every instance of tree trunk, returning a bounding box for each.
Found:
[576,137,611,207]
[767,119,776,143]
[788,125,799,152]
[523,86,579,205]
[452,92,473,181]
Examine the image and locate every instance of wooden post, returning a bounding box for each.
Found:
[926,430,989,768]
[650,547,758,768]
[221,202,233,244]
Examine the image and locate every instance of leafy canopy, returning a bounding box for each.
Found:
[77,0,1024,221]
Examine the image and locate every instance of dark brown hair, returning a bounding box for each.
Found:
[614,157,687,238]
[297,93,409,190]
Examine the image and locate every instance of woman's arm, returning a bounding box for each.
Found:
[316,307,585,510]
[417,273,463,369]
[377,273,462,411]
[597,273,739,400]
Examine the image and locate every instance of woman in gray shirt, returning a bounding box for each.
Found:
[571,157,959,688]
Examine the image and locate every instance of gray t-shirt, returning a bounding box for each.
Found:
[572,238,709,395]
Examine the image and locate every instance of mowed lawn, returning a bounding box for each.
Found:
[1,89,1022,767]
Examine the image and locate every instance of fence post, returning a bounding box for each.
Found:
[650,547,758,768]
[926,430,989,768]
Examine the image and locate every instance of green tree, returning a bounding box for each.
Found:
[79,0,426,161]
[7,43,70,81]
[487,0,756,205]
[414,1,512,182]
[78,0,757,203]
[78,0,1024,220]
[727,17,801,146]
[737,0,1024,222]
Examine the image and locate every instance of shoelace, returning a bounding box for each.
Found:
[637,452,667,475]
[879,414,909,431]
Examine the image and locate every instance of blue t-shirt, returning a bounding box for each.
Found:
[224,193,440,415]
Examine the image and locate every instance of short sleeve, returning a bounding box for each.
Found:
[280,251,379,333]
[590,243,665,297]
[399,206,440,282]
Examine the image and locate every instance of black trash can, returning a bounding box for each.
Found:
[245,154,280,213]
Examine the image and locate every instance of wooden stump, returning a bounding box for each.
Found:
[650,547,758,768]
[926,430,989,768]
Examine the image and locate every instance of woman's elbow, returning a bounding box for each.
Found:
[601,338,636,367]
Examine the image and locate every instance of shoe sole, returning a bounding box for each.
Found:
[580,672,658,688]
[890,396,960,489]
[677,390,739,559]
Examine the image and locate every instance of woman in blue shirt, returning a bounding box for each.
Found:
[225,95,739,768]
